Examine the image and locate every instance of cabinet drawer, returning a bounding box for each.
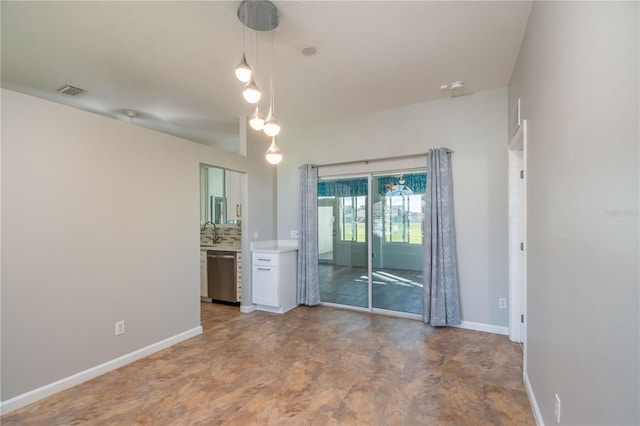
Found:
[252,252,280,266]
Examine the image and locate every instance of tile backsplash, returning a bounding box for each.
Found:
[201,224,241,246]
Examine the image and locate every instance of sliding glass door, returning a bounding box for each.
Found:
[317,177,369,309]
[371,174,425,314]
[318,172,426,317]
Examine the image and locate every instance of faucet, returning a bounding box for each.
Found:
[201,221,215,231]
[201,221,221,243]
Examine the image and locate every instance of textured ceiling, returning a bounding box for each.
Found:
[1,1,532,152]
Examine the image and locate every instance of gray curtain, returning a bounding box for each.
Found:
[423,148,461,326]
[297,164,320,306]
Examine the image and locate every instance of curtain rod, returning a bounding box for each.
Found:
[313,150,453,169]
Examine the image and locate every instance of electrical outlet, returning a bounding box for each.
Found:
[291,230,299,238]
[499,298,507,309]
[554,394,561,423]
[115,320,125,336]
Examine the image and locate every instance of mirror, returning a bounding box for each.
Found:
[200,165,242,225]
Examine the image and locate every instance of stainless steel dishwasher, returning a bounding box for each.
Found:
[207,251,237,304]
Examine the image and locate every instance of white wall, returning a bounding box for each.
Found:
[509,2,639,424]
[246,129,277,244]
[0,89,276,405]
[277,88,509,328]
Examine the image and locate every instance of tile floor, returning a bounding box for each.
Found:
[1,303,534,425]
[319,263,423,314]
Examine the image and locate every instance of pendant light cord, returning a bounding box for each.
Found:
[270,29,275,114]
[255,30,259,85]
[242,17,246,54]
[269,31,275,116]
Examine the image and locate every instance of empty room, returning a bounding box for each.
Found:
[1,1,638,425]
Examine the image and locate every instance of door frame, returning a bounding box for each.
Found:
[317,168,426,321]
[508,120,528,354]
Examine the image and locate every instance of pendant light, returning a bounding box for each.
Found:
[235,21,252,82]
[236,1,283,165]
[263,30,280,136]
[262,93,280,136]
[265,137,283,165]
[235,53,252,83]
[242,75,261,104]
[249,105,265,130]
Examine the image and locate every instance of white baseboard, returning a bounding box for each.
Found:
[240,304,256,313]
[255,304,286,314]
[453,320,509,335]
[0,326,203,415]
[524,371,544,425]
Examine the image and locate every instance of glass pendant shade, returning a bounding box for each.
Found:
[263,117,280,137]
[235,53,252,83]
[242,77,262,104]
[265,137,283,165]
[249,106,265,131]
[263,107,280,136]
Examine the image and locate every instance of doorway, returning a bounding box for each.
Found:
[199,165,246,307]
[317,199,337,264]
[317,172,426,318]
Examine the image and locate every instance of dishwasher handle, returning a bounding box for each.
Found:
[207,253,235,259]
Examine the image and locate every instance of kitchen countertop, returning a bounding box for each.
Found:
[250,240,298,254]
[200,245,242,252]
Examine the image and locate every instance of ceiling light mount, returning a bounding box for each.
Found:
[237,1,279,31]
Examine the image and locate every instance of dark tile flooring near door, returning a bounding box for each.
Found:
[1,303,535,425]
[319,263,423,313]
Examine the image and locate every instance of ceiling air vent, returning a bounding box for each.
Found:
[58,85,85,96]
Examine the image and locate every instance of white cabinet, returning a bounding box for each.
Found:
[225,171,242,223]
[200,251,208,298]
[252,250,297,313]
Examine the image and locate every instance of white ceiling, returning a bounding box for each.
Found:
[1,1,532,152]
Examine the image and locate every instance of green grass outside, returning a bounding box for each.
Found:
[342,222,422,244]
